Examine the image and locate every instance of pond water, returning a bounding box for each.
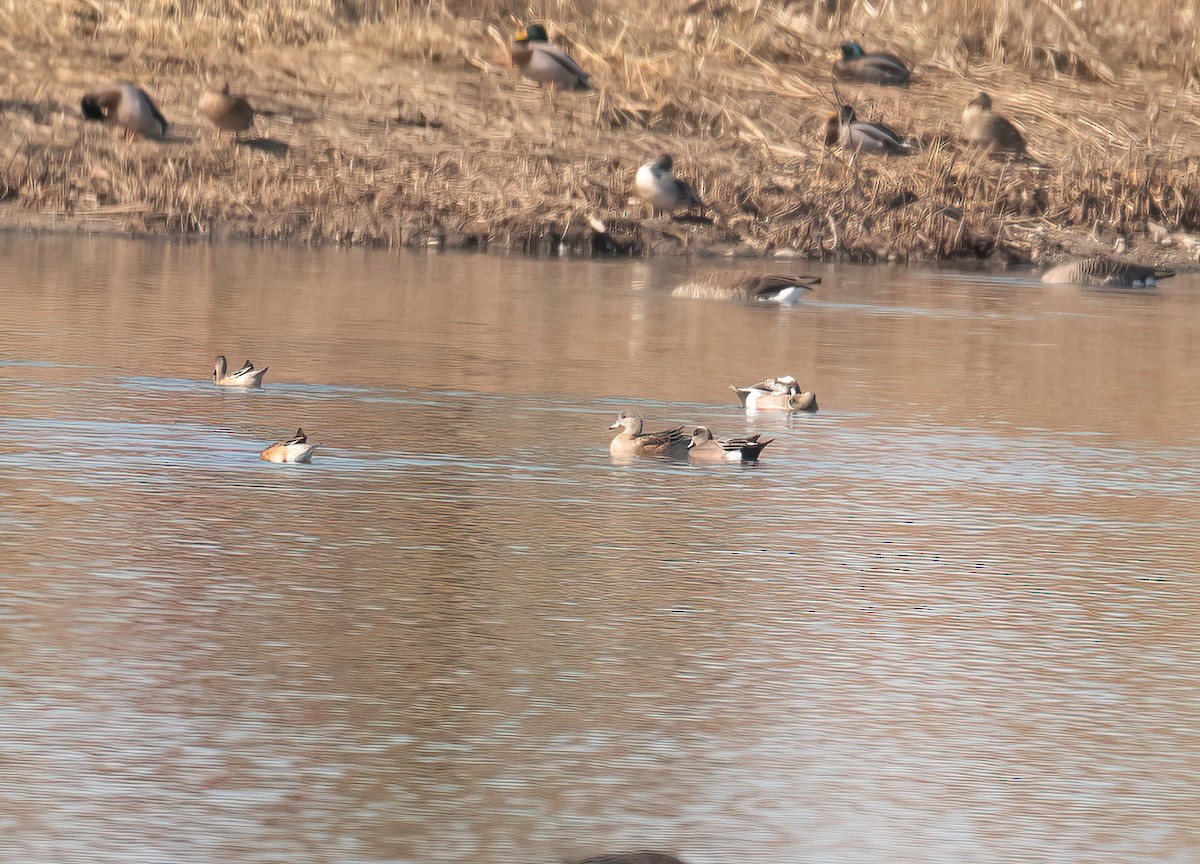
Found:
[1,235,1198,864]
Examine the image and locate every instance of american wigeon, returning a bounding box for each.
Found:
[832,41,911,85]
[671,272,820,304]
[635,154,708,216]
[199,81,254,137]
[213,355,268,388]
[688,426,773,463]
[730,377,818,412]
[81,82,168,139]
[260,428,317,463]
[573,854,692,864]
[1040,257,1175,287]
[511,23,591,90]
[828,104,907,155]
[961,92,1028,156]
[608,410,690,459]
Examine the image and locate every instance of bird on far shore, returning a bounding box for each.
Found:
[199,81,255,139]
[671,271,819,304]
[510,23,591,90]
[635,154,709,217]
[832,41,911,85]
[826,104,907,155]
[1040,256,1175,288]
[81,82,168,139]
[260,429,317,464]
[961,92,1028,157]
[213,355,268,388]
[688,426,774,464]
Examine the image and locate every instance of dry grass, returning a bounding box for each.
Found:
[3,0,1200,264]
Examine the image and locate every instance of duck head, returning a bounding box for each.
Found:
[515,23,550,43]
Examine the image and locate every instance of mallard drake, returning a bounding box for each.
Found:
[688,426,773,464]
[608,410,690,459]
[260,428,317,464]
[213,355,268,388]
[961,92,1028,156]
[81,82,168,139]
[635,154,709,216]
[1041,257,1175,288]
[832,41,911,85]
[829,104,907,155]
[199,81,254,137]
[511,23,591,90]
[671,272,819,304]
[730,377,818,412]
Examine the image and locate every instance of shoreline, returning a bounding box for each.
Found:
[3,4,1200,273]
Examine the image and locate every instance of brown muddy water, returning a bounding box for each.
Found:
[1,236,1198,864]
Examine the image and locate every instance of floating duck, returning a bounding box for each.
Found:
[671,271,820,304]
[199,81,254,137]
[260,428,317,463]
[961,92,1028,157]
[635,154,709,216]
[213,355,268,388]
[573,855,692,864]
[1040,257,1175,288]
[832,41,911,85]
[81,82,168,139]
[688,426,773,463]
[511,24,591,90]
[829,104,907,155]
[730,377,819,412]
[608,410,690,459]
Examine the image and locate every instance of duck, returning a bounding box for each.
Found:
[260,428,317,464]
[961,92,1028,157]
[511,23,591,90]
[832,41,911,85]
[828,104,907,155]
[213,355,268,388]
[80,82,168,139]
[671,272,820,304]
[608,410,690,459]
[573,854,692,864]
[1040,257,1175,288]
[730,377,819,412]
[635,154,709,216]
[688,426,773,464]
[199,81,254,137]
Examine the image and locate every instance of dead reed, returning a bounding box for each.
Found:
[2,0,1200,263]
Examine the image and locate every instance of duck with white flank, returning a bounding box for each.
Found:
[260,429,317,464]
[511,24,591,90]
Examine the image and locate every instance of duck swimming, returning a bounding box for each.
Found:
[608,410,690,459]
[260,429,317,464]
[213,355,268,388]
[671,272,819,304]
[1040,257,1175,288]
[730,377,819,412]
[688,426,773,464]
